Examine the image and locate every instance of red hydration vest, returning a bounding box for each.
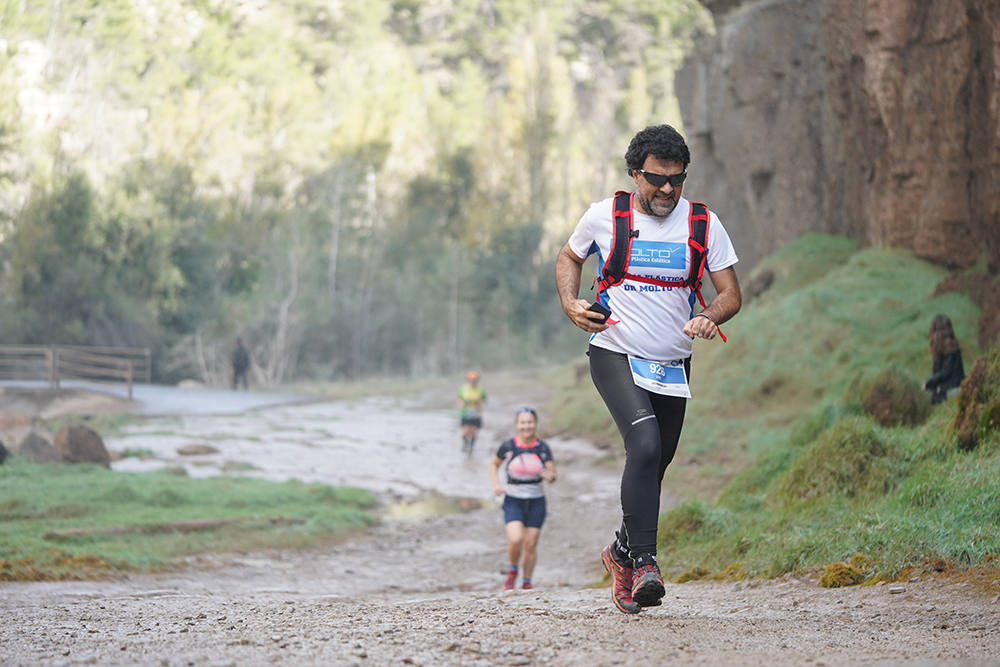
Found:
[593,190,725,342]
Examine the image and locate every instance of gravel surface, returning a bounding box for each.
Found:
[2,386,999,666]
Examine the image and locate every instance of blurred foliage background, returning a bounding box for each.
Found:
[0,0,711,384]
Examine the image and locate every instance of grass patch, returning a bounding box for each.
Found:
[0,457,376,581]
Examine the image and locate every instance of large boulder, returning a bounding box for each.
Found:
[53,423,110,468]
[17,432,61,464]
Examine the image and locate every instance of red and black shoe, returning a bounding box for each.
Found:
[503,568,518,590]
[631,556,665,608]
[601,544,640,614]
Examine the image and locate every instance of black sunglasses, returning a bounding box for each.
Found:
[516,407,537,418]
[636,169,687,188]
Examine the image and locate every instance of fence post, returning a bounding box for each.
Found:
[126,360,134,400]
[46,347,55,388]
[51,347,61,389]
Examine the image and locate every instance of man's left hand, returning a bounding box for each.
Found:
[683,315,718,340]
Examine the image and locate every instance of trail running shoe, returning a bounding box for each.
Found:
[521,580,533,590]
[601,544,640,614]
[631,562,665,608]
[503,568,518,590]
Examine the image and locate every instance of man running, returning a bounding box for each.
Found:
[457,370,486,457]
[554,124,741,613]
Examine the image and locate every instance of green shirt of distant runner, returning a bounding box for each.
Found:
[457,371,486,455]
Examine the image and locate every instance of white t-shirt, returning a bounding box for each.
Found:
[567,195,739,362]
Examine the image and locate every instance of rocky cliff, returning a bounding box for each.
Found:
[676,0,999,281]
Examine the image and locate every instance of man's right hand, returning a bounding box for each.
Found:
[565,298,611,333]
[556,243,610,333]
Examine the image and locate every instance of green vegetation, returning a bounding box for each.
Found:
[549,234,999,583]
[0,0,711,385]
[0,459,376,580]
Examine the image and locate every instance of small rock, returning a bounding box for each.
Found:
[177,444,220,456]
[888,585,906,594]
[909,576,921,583]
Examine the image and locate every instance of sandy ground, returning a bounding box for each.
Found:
[1,384,999,665]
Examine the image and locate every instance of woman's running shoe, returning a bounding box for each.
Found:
[503,568,518,590]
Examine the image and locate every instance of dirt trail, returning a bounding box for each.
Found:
[1,384,998,666]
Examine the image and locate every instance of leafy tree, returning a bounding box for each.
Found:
[0,0,714,383]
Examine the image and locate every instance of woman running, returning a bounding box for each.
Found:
[488,407,557,590]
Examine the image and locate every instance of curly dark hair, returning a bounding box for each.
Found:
[624,124,691,174]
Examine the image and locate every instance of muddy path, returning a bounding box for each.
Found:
[1,382,998,665]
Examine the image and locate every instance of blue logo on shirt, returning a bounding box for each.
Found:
[629,241,686,269]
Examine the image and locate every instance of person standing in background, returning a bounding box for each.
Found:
[232,337,250,390]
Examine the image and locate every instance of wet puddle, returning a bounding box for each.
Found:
[384,490,493,520]
[109,396,502,502]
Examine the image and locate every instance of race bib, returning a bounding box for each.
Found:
[627,356,691,398]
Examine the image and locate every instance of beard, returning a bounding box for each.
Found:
[639,192,677,217]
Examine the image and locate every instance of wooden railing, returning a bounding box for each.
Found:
[0,345,151,399]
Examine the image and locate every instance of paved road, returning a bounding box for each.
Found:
[0,379,309,416]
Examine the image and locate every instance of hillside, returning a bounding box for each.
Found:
[547,234,999,582]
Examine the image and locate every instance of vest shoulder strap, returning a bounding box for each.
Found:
[596,190,635,292]
[597,196,710,294]
[685,202,710,291]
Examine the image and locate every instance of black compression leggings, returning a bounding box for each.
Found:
[589,344,689,558]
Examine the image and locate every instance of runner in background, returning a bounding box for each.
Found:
[489,407,556,590]
[457,370,486,457]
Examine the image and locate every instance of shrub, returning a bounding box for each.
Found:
[858,366,931,427]
[776,416,894,502]
[954,341,1000,451]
